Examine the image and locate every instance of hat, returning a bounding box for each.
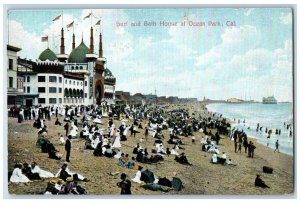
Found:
[66,177,73,182]
[49,179,57,185]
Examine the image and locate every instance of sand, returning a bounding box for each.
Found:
[7,103,294,195]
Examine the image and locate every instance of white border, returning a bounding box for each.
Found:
[1,0,299,202]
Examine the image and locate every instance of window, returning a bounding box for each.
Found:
[49,87,57,93]
[23,86,25,92]
[9,77,13,88]
[73,81,75,85]
[38,87,46,93]
[27,76,30,83]
[85,93,87,98]
[38,76,46,82]
[59,98,62,104]
[81,82,83,86]
[59,88,62,93]
[59,77,62,83]
[9,59,13,70]
[65,80,67,84]
[77,81,79,86]
[38,98,45,104]
[49,98,57,104]
[72,66,74,70]
[49,76,57,82]
[17,77,23,89]
[27,86,30,93]
[85,81,87,86]
[69,80,71,85]
[76,66,79,70]
[80,66,83,70]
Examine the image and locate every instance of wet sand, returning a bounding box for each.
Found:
[7,103,294,195]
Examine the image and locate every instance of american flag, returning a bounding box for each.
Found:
[41,36,48,42]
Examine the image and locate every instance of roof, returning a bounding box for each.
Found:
[38,48,57,61]
[7,45,22,52]
[68,41,90,63]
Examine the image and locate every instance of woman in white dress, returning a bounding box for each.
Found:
[112,131,121,149]
[10,164,31,183]
[132,167,142,183]
[31,162,54,178]
[69,122,78,138]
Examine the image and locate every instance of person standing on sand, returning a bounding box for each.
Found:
[65,135,71,162]
[117,173,132,195]
[243,137,248,153]
[64,122,69,137]
[248,141,256,158]
[144,127,149,141]
[274,140,280,153]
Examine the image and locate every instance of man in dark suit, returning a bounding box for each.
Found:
[65,135,71,162]
[64,123,69,137]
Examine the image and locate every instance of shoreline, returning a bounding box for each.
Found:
[204,102,293,157]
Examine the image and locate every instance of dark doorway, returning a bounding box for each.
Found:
[26,99,33,107]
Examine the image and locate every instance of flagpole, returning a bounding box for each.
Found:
[62,10,63,27]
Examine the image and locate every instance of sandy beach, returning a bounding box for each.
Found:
[7,102,294,195]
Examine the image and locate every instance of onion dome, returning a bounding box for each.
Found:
[38,48,57,61]
[104,68,116,84]
[68,41,90,63]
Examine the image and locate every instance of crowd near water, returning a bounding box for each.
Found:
[207,103,293,155]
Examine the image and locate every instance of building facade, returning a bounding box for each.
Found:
[7,45,22,105]
[16,27,116,107]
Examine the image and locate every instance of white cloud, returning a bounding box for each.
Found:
[195,25,259,67]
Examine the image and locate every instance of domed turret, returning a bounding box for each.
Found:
[38,48,57,61]
[104,68,116,84]
[68,40,90,63]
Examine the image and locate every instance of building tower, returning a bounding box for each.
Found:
[99,32,103,57]
[89,27,94,54]
[72,33,76,50]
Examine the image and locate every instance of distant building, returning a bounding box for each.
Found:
[227,98,244,103]
[7,45,22,106]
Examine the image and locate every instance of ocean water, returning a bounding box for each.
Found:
[206,103,294,156]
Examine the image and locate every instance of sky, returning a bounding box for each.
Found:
[7,8,293,102]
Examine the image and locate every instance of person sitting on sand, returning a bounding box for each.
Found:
[175,153,192,165]
[119,153,128,167]
[211,153,218,164]
[44,179,60,195]
[131,166,143,183]
[55,118,62,126]
[59,134,65,145]
[127,157,136,169]
[255,175,270,188]
[31,162,54,178]
[22,162,41,180]
[10,163,32,184]
[55,163,88,182]
[47,142,62,160]
[225,158,237,166]
[133,143,142,154]
[93,141,103,156]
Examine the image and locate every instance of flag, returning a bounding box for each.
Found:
[41,36,48,42]
[52,15,61,21]
[66,21,74,29]
[83,13,92,20]
[95,20,101,26]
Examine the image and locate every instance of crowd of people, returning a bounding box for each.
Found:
[8,101,275,195]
